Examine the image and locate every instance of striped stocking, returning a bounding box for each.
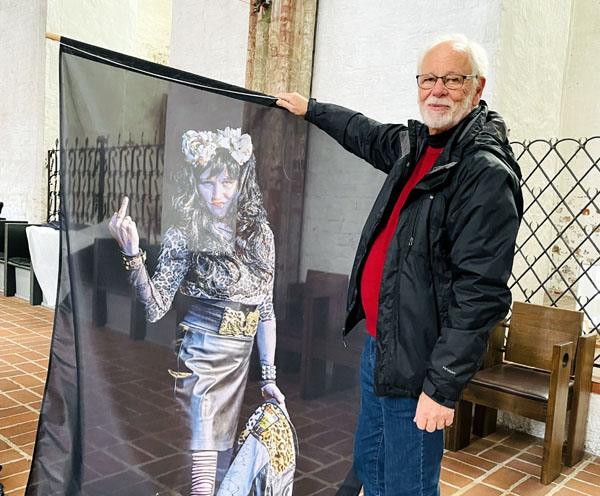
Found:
[190,450,218,496]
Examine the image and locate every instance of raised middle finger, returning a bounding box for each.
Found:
[117,196,129,217]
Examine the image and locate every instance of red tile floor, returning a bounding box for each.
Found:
[1,293,599,495]
[0,295,52,495]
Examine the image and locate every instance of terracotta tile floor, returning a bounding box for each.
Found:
[1,292,599,495]
[0,294,53,496]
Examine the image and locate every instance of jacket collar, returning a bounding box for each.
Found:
[408,101,520,191]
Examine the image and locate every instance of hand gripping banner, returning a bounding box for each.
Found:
[26,38,367,495]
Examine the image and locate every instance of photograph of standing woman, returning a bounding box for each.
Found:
[109,127,285,496]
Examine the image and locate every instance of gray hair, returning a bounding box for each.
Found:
[417,33,489,87]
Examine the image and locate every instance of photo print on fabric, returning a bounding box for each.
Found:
[27,37,369,496]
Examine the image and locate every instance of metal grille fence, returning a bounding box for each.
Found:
[509,137,600,366]
[47,135,600,363]
[48,134,164,245]
[47,139,60,223]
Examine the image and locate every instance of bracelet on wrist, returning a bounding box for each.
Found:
[260,364,276,382]
[121,250,146,271]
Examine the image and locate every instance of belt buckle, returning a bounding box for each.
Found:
[219,307,259,337]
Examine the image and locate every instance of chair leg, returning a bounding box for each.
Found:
[299,300,314,400]
[445,399,472,451]
[473,405,497,438]
[566,334,595,466]
[541,342,573,485]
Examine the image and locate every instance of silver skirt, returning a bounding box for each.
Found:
[174,300,256,451]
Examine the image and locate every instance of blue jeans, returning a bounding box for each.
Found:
[353,336,443,496]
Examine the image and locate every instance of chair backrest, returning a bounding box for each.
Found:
[304,269,348,335]
[505,301,584,372]
[283,281,305,330]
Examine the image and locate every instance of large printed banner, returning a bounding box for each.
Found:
[26,39,367,495]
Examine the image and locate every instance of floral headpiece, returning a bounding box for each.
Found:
[182,127,253,167]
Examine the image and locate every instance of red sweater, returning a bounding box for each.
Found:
[360,146,443,337]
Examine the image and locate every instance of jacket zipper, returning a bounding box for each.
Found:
[406,196,424,258]
[406,194,435,258]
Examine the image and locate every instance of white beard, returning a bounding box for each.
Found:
[419,90,476,133]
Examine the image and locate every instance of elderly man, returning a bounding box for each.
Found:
[277,33,522,495]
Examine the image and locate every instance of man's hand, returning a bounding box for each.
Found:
[275,92,309,116]
[413,392,454,432]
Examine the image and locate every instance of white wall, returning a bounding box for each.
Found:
[45,0,173,158]
[493,0,573,141]
[300,0,503,278]
[45,0,138,156]
[493,0,574,308]
[169,0,250,86]
[310,0,502,124]
[135,0,172,65]
[0,0,172,224]
[0,0,48,222]
[559,0,600,138]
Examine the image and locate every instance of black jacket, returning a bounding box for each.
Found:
[305,99,523,408]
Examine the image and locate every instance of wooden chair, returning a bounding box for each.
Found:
[299,270,364,399]
[445,301,596,484]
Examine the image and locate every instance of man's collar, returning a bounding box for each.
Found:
[427,124,459,149]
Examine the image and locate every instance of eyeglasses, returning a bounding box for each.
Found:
[416,74,478,90]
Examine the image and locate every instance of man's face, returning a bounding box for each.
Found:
[418,41,486,135]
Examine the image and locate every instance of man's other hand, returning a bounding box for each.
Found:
[413,392,454,432]
[275,92,309,116]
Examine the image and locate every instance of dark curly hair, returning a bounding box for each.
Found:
[171,147,270,296]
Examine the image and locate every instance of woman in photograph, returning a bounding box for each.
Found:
[109,127,284,496]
